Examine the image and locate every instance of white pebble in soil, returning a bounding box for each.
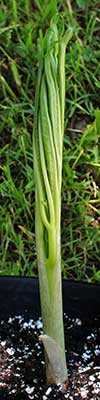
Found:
[25,385,35,394]
[6,347,15,356]
[45,387,52,396]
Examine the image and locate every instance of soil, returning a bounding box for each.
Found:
[0,313,100,400]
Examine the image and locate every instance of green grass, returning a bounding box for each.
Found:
[0,0,100,282]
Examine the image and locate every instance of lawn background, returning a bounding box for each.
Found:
[0,0,100,281]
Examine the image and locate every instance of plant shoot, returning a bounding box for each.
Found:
[33,17,73,387]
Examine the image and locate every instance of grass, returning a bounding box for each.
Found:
[0,0,100,282]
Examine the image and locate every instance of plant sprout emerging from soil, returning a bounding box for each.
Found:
[33,17,73,388]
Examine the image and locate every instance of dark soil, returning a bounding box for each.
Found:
[0,314,100,400]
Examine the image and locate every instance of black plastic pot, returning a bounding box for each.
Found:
[0,277,100,400]
[0,277,100,322]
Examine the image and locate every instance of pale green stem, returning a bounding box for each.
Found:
[36,203,67,384]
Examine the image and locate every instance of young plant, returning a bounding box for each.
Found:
[33,17,73,388]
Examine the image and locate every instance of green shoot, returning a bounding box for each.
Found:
[33,17,73,387]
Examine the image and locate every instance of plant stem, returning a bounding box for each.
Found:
[36,202,67,382]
